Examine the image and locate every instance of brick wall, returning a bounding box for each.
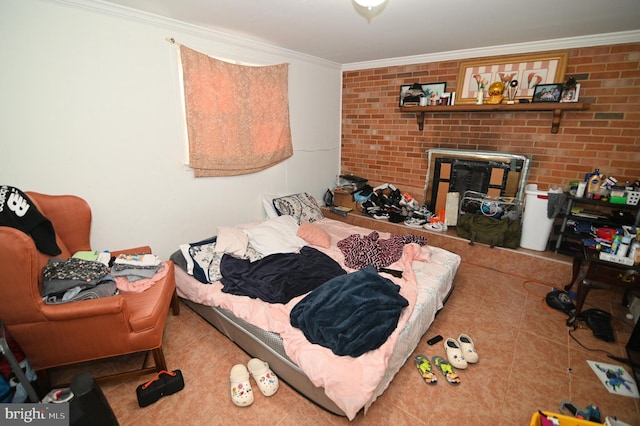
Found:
[341,43,640,202]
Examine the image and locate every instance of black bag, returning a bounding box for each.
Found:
[456,213,521,248]
[136,370,184,408]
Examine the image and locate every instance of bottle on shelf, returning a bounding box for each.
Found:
[618,236,631,258]
[587,172,602,198]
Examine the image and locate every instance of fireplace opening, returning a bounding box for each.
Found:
[425,149,531,214]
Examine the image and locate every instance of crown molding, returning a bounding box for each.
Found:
[45,1,639,72]
[46,0,341,69]
[342,30,640,71]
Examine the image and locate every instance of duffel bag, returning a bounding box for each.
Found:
[456,213,521,248]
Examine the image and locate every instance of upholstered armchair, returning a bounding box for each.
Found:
[0,191,179,389]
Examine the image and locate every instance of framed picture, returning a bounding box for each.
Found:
[532,83,564,103]
[399,82,447,107]
[455,52,568,104]
[561,83,581,103]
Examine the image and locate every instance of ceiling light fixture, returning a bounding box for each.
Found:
[352,0,389,22]
[353,0,387,10]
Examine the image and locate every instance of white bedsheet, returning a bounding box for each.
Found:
[175,217,461,419]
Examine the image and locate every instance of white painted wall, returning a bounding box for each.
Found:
[0,0,342,258]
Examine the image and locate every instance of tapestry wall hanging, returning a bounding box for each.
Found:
[180,46,293,177]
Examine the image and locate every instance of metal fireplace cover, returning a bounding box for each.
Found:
[425,148,531,212]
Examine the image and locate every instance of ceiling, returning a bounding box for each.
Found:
[103,0,640,65]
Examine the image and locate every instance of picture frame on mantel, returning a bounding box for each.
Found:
[561,83,581,103]
[455,52,568,105]
[532,83,564,103]
[399,82,447,107]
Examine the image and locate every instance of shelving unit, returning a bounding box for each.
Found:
[400,102,590,133]
[553,195,640,254]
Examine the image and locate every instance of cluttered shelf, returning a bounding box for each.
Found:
[553,193,640,256]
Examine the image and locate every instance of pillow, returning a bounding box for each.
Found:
[244,215,306,256]
[214,226,248,257]
[262,194,282,219]
[297,221,331,248]
[272,192,324,224]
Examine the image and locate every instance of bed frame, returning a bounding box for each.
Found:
[180,298,346,415]
[170,217,460,418]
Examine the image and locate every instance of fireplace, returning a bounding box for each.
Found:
[425,149,531,214]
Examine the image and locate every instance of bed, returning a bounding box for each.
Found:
[170,194,461,419]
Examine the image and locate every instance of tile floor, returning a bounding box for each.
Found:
[50,260,640,425]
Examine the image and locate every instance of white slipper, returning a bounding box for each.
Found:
[444,338,468,369]
[230,364,254,407]
[458,334,479,364]
[247,358,279,397]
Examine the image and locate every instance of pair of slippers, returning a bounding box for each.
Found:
[230,358,279,407]
[414,355,461,385]
[444,334,479,370]
[414,334,479,385]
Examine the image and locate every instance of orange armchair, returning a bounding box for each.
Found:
[0,191,179,388]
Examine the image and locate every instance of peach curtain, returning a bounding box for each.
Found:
[180,46,293,177]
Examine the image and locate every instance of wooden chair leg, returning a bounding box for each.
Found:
[170,289,180,316]
[152,347,168,372]
[41,346,170,390]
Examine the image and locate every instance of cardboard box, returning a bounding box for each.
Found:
[333,191,357,211]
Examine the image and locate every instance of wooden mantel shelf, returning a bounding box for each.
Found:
[400,102,590,133]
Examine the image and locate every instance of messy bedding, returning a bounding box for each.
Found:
[173,213,461,420]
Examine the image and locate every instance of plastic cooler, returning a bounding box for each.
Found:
[520,184,555,251]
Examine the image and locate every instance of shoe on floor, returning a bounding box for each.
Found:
[373,212,390,220]
[444,338,468,369]
[432,355,461,385]
[458,334,479,364]
[414,354,437,385]
[404,217,427,228]
[424,222,447,232]
[230,364,254,407]
[247,358,279,396]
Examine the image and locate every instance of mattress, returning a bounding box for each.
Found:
[173,217,461,419]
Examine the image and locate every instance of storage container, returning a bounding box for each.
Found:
[530,411,602,426]
[520,184,556,251]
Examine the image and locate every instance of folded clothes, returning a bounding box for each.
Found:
[115,262,169,293]
[114,253,161,267]
[110,266,160,281]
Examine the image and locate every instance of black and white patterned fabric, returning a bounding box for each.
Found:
[272,192,324,224]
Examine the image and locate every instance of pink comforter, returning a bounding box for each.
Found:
[176,218,431,419]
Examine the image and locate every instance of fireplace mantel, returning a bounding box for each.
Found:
[400,102,590,133]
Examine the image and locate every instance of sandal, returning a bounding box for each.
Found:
[458,334,479,364]
[432,355,461,385]
[414,355,437,385]
[230,364,254,406]
[444,338,468,369]
[247,358,279,397]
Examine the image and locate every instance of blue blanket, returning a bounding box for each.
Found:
[290,265,408,357]
[220,246,346,304]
